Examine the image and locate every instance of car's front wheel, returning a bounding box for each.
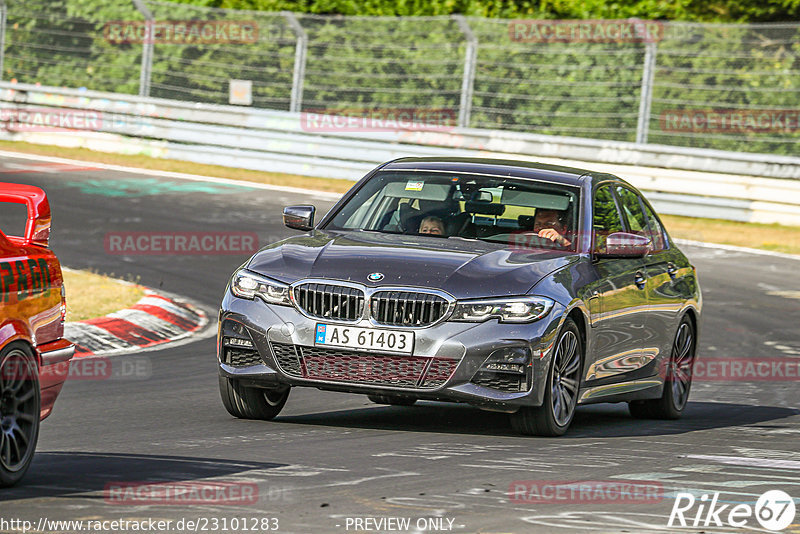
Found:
[219,376,289,420]
[629,315,695,420]
[0,343,40,487]
[511,318,582,436]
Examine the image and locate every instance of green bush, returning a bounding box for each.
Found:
[4,0,799,155]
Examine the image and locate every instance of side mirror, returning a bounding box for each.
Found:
[283,205,315,231]
[596,232,651,258]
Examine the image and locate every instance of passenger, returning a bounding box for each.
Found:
[533,209,571,247]
[419,216,445,236]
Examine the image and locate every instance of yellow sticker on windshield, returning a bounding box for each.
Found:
[405,181,424,191]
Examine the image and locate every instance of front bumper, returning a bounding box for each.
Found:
[218,290,565,410]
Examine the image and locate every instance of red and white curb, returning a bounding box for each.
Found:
[64,289,210,358]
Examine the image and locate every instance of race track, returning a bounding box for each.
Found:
[1,153,798,534]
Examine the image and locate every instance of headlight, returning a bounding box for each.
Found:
[230,269,291,306]
[451,296,554,323]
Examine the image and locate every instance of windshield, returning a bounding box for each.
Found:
[324,171,579,250]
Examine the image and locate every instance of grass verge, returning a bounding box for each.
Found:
[63,269,145,322]
[660,215,800,255]
[2,140,799,256]
[0,140,356,194]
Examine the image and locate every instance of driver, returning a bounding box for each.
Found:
[533,209,571,247]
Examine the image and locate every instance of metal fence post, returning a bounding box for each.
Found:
[636,42,657,144]
[283,12,307,113]
[132,0,153,97]
[0,0,7,82]
[453,15,477,129]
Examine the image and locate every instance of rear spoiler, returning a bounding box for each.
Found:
[0,182,51,247]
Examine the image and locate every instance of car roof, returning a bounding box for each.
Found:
[382,157,617,187]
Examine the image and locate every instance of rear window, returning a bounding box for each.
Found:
[0,202,28,238]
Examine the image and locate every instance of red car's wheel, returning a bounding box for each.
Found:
[0,343,40,487]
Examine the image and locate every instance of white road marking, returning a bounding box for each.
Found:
[373,443,522,461]
[686,454,800,470]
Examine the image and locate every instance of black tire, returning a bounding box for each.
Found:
[0,343,40,487]
[629,316,695,420]
[510,318,582,436]
[367,394,417,406]
[218,376,289,420]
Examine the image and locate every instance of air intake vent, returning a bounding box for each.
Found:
[293,283,365,322]
[225,348,262,368]
[270,342,302,376]
[370,291,449,327]
[471,371,526,392]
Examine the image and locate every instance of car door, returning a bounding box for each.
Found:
[584,184,649,387]
[629,192,689,366]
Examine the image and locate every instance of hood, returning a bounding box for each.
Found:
[246,230,576,299]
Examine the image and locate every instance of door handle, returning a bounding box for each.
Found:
[667,263,678,279]
[634,271,646,290]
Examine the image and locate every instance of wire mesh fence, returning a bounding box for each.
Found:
[2,0,799,155]
[648,22,800,154]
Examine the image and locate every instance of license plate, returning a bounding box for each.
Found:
[315,324,413,354]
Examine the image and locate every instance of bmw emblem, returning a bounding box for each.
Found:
[367,272,384,282]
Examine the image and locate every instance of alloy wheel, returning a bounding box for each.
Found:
[551,330,580,426]
[0,349,38,473]
[263,389,288,407]
[669,322,694,410]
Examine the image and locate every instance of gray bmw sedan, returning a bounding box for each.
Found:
[218,157,702,436]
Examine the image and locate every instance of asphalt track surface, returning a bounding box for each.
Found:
[1,153,799,534]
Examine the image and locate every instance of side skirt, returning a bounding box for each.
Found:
[577,378,663,405]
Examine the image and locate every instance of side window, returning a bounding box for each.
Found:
[615,186,647,236]
[0,202,28,238]
[641,201,667,251]
[592,185,623,253]
[340,189,382,228]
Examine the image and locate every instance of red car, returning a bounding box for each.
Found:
[0,183,73,486]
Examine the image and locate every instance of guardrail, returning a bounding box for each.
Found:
[2,81,800,225]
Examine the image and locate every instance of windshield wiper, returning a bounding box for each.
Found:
[448,235,479,242]
[354,228,404,235]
